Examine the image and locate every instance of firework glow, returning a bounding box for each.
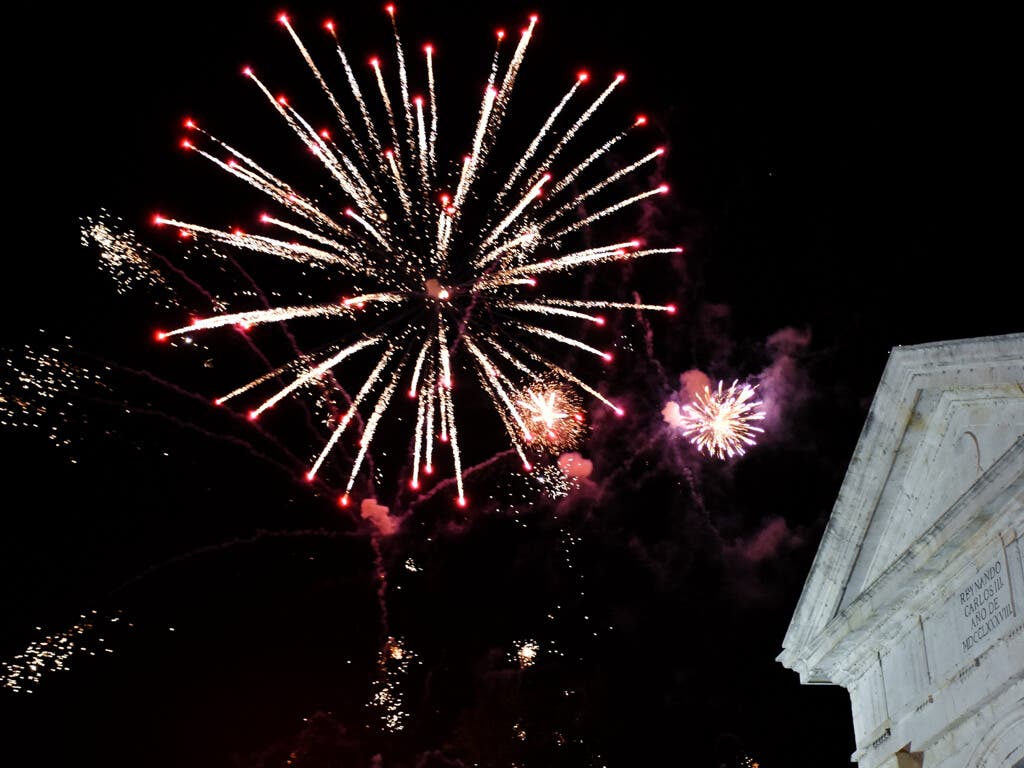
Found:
[152,7,677,506]
[677,380,765,459]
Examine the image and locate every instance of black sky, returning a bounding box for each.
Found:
[1,2,1018,767]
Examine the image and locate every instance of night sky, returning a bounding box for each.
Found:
[1,2,1018,767]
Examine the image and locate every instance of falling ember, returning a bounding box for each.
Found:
[678,380,766,460]
[150,9,676,501]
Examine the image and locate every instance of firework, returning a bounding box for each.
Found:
[678,380,765,459]
[1,610,124,694]
[512,638,540,669]
[1,342,107,460]
[533,462,576,499]
[81,211,178,307]
[370,635,416,732]
[153,8,678,506]
[517,379,585,454]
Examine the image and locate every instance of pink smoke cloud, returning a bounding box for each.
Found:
[557,452,593,479]
[726,516,804,563]
[757,326,813,435]
[765,326,811,358]
[662,369,712,429]
[360,498,399,537]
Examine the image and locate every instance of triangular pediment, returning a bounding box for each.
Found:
[778,333,1024,682]
[841,386,1024,606]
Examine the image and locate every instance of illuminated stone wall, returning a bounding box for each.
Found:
[778,333,1024,768]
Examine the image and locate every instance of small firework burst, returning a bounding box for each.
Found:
[511,639,540,669]
[517,380,585,453]
[678,380,765,460]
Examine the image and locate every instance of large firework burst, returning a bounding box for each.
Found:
[153,7,678,505]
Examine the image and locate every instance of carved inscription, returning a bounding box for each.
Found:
[959,557,1014,655]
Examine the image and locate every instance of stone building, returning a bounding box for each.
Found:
[777,333,1024,767]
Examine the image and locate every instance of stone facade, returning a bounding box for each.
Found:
[777,333,1024,767]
